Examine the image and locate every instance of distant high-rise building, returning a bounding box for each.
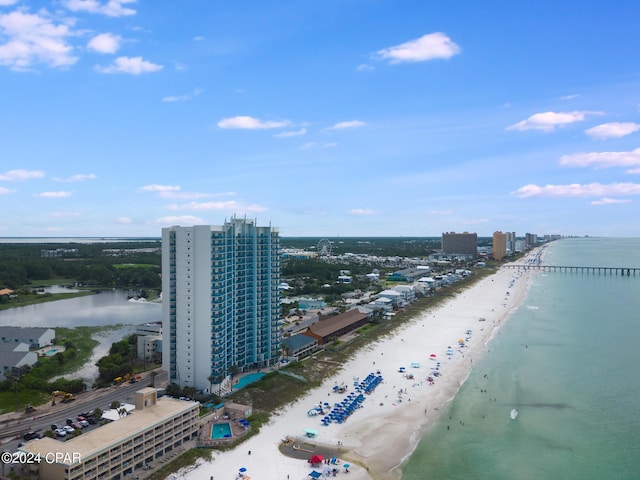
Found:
[525,233,538,249]
[441,231,478,256]
[162,218,281,392]
[492,231,507,260]
[505,231,516,254]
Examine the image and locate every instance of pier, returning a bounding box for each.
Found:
[504,264,639,275]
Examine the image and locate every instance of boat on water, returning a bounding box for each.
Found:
[510,408,519,420]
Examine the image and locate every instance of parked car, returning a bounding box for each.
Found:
[86,417,98,425]
[70,422,82,430]
[63,425,74,433]
[54,428,67,437]
[23,431,41,441]
[78,420,89,428]
[51,424,60,431]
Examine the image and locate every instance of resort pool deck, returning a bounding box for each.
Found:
[232,372,266,390]
[210,422,232,440]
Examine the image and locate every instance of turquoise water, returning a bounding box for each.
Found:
[233,372,266,390]
[46,349,58,356]
[211,422,232,439]
[402,238,640,480]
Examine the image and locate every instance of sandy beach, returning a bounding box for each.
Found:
[180,261,536,480]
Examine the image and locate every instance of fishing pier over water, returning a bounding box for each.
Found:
[504,264,640,276]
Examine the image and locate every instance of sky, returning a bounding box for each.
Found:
[1,0,640,238]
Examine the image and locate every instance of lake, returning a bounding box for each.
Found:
[0,289,161,328]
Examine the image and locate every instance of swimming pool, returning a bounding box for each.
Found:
[210,422,232,439]
[232,372,266,390]
[46,349,58,356]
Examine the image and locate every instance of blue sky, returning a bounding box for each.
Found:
[1,0,639,238]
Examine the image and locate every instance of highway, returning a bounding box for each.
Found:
[0,370,168,453]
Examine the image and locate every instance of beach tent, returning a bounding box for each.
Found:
[308,471,322,479]
[309,454,324,464]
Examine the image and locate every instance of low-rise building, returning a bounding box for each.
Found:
[0,345,38,380]
[19,388,199,480]
[136,323,162,362]
[303,308,372,345]
[281,334,319,360]
[0,326,55,349]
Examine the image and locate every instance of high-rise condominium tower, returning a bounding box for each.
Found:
[162,218,281,392]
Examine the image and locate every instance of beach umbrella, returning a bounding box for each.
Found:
[239,467,247,473]
[310,454,324,464]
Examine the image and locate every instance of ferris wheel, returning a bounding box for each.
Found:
[317,238,332,256]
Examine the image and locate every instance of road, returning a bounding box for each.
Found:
[0,370,168,452]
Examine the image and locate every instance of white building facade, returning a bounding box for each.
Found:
[162,219,281,392]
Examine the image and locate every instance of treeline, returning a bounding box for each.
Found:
[95,335,138,387]
[282,237,442,257]
[0,242,161,290]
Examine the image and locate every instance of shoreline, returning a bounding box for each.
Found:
[183,258,539,480]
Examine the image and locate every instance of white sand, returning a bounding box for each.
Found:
[180,262,536,480]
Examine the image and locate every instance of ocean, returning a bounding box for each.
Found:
[401,238,640,480]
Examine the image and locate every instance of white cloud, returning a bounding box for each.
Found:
[275,128,307,138]
[34,191,72,198]
[356,64,374,72]
[376,32,461,64]
[193,36,204,41]
[217,116,290,130]
[0,186,15,194]
[167,200,266,213]
[349,208,375,215]
[162,88,204,103]
[591,197,631,205]
[429,209,454,216]
[329,120,365,130]
[559,147,640,171]
[64,0,136,17]
[300,142,337,150]
[585,122,640,139]
[53,173,97,182]
[96,56,163,74]
[512,182,640,198]
[0,169,45,181]
[155,215,204,226]
[158,191,212,200]
[139,184,180,192]
[0,1,19,6]
[0,10,77,71]
[507,111,601,132]
[560,94,580,100]
[87,33,122,54]
[115,216,132,223]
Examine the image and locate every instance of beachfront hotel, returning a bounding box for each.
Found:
[18,388,199,480]
[161,218,282,393]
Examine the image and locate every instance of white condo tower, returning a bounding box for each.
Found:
[162,218,281,392]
